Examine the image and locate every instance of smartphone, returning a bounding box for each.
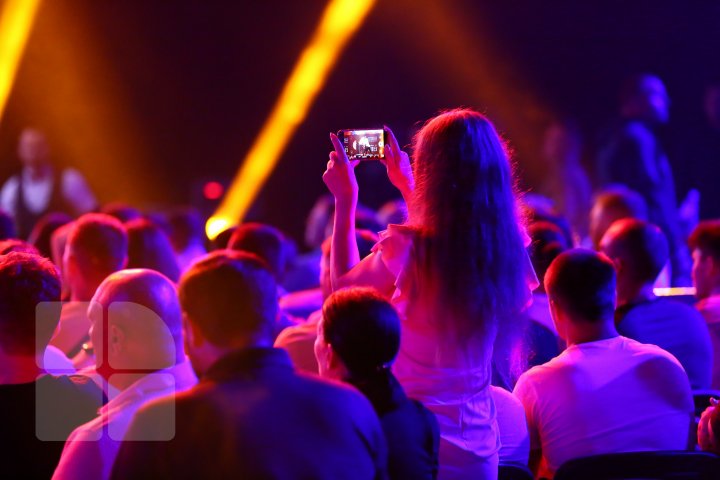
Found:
[337,128,386,160]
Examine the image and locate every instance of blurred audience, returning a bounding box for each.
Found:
[167,207,207,274]
[539,119,592,241]
[125,218,180,283]
[589,185,648,250]
[28,212,73,259]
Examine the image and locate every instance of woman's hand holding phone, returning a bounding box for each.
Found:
[382,126,415,203]
[323,133,360,206]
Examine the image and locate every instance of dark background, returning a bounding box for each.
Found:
[1,0,718,247]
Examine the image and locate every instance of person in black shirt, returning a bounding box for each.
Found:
[316,287,440,479]
[0,252,102,479]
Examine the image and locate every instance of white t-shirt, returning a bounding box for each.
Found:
[513,335,693,477]
[490,386,529,466]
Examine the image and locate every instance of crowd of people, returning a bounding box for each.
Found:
[0,73,719,480]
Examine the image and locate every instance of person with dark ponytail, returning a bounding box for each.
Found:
[315,287,439,479]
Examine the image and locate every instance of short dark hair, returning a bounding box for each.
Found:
[68,213,128,280]
[100,202,143,223]
[126,218,180,283]
[0,209,16,240]
[168,207,205,251]
[0,239,40,256]
[528,221,568,287]
[595,186,648,220]
[27,212,73,258]
[545,249,616,322]
[689,220,720,262]
[321,287,400,378]
[227,223,287,281]
[604,218,668,284]
[178,250,277,346]
[0,252,61,355]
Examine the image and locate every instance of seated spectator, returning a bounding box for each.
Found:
[210,225,236,251]
[50,214,128,360]
[111,251,387,479]
[315,287,439,479]
[0,208,16,240]
[689,220,720,388]
[601,218,713,389]
[51,221,74,300]
[589,185,647,249]
[514,249,693,478]
[0,252,102,479]
[227,222,289,284]
[166,207,207,274]
[125,218,180,283]
[228,222,299,337]
[53,269,197,480]
[490,385,530,467]
[28,212,73,259]
[275,231,378,374]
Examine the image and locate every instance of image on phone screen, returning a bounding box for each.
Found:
[339,129,385,160]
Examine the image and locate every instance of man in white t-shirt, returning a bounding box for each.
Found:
[514,249,693,478]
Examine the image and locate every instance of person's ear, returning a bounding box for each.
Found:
[109,324,125,356]
[183,313,205,349]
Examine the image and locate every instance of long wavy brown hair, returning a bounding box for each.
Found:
[407,108,529,343]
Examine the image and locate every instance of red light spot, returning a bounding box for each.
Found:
[203,181,224,200]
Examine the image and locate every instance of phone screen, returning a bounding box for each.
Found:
[339,128,385,160]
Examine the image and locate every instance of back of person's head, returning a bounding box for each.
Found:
[545,249,616,323]
[227,223,287,282]
[28,212,73,259]
[125,218,180,283]
[90,269,183,376]
[0,252,61,356]
[167,207,205,252]
[600,218,668,286]
[67,213,128,281]
[212,226,237,251]
[528,221,569,290]
[0,209,16,240]
[179,250,277,349]
[411,108,528,337]
[319,287,400,380]
[689,221,720,263]
[589,186,648,249]
[100,202,143,223]
[0,239,40,256]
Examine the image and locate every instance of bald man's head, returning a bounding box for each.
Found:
[89,269,183,380]
[600,218,668,286]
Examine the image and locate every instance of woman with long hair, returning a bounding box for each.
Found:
[323,108,535,479]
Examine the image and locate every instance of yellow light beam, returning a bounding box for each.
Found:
[0,0,42,123]
[207,0,376,240]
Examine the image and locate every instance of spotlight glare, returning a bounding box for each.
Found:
[0,0,42,122]
[206,0,376,240]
